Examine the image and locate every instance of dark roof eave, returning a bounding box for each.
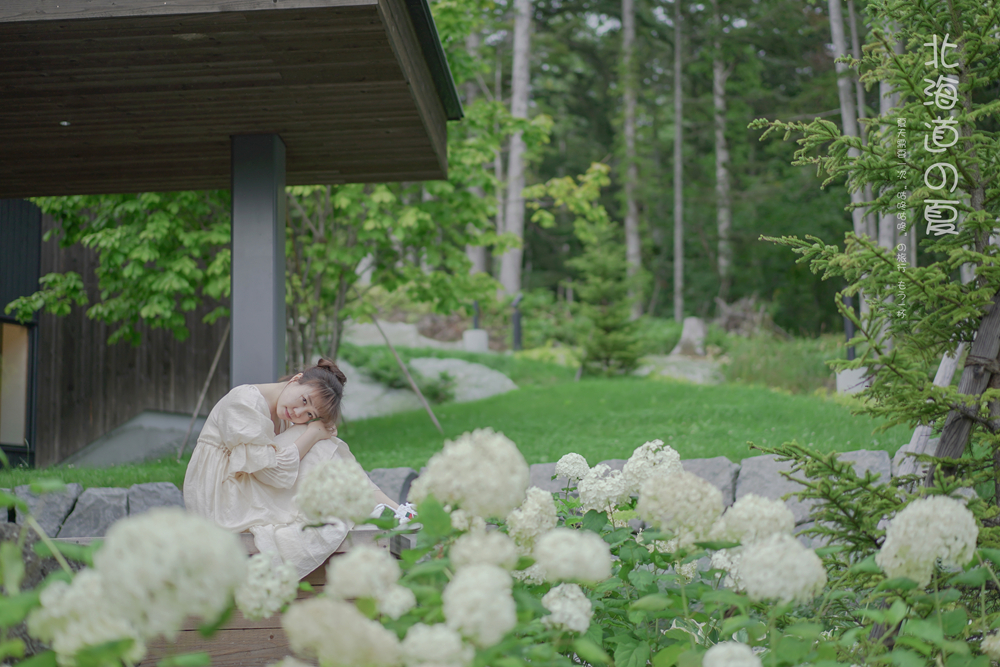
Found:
[404,0,464,121]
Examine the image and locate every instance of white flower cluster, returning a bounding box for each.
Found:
[442,564,517,647]
[578,464,630,514]
[506,487,558,550]
[703,642,762,667]
[450,508,487,533]
[876,495,978,587]
[739,534,827,604]
[283,597,401,667]
[409,429,530,519]
[29,508,246,666]
[637,470,723,547]
[512,563,546,586]
[623,439,682,495]
[327,545,416,619]
[981,633,1000,661]
[710,494,795,546]
[402,623,475,667]
[709,548,743,590]
[541,583,593,633]
[28,570,146,667]
[296,457,377,524]
[554,453,590,483]
[266,658,314,667]
[534,528,612,583]
[451,530,519,570]
[236,553,299,620]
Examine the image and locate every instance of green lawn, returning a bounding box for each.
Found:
[0,375,911,489]
[342,377,911,470]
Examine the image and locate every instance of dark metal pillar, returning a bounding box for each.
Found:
[231,135,287,387]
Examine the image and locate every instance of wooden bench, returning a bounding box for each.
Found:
[57,525,410,667]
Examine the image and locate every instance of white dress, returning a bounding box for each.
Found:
[183,384,365,579]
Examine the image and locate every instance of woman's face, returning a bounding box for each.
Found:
[276,377,323,424]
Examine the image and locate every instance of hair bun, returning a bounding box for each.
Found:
[316,358,347,386]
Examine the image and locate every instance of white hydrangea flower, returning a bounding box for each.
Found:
[236,553,299,621]
[578,464,631,514]
[409,429,530,519]
[93,507,246,640]
[623,440,682,495]
[442,564,517,647]
[451,530,519,570]
[534,528,612,583]
[710,494,795,546]
[512,563,546,585]
[704,641,762,667]
[710,548,743,590]
[554,453,590,483]
[506,487,558,550]
[982,633,1000,661]
[27,569,146,667]
[450,509,487,533]
[739,534,827,604]
[541,583,593,633]
[296,457,377,524]
[402,623,475,667]
[379,585,417,620]
[283,597,402,667]
[327,544,401,600]
[876,495,978,587]
[637,470,723,547]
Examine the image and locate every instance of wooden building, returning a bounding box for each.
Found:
[0,0,461,465]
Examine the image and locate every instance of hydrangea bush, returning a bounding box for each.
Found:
[7,431,1000,667]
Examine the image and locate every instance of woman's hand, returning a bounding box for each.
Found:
[306,419,337,441]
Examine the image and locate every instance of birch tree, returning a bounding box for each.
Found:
[499,0,533,295]
[712,0,733,303]
[622,0,642,319]
[673,0,684,322]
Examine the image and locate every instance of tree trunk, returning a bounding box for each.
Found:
[673,0,684,322]
[712,0,732,303]
[623,0,642,319]
[827,0,867,240]
[847,0,877,240]
[465,32,488,275]
[499,0,532,296]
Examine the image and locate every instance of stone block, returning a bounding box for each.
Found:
[893,437,938,478]
[57,487,128,538]
[462,329,490,353]
[735,455,814,525]
[838,449,891,482]
[15,483,83,537]
[528,462,572,495]
[127,482,184,516]
[368,467,419,504]
[682,457,741,507]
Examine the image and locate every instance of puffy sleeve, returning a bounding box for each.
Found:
[219,389,300,488]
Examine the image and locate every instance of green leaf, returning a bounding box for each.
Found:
[197,601,233,637]
[941,608,968,637]
[784,623,823,640]
[582,510,609,534]
[889,649,927,667]
[28,479,66,495]
[514,556,536,571]
[0,591,41,628]
[1,542,25,595]
[653,643,688,667]
[876,577,919,592]
[977,549,1000,569]
[355,596,378,619]
[628,569,655,591]
[720,615,755,638]
[614,640,651,667]
[949,567,989,587]
[631,594,673,611]
[157,653,212,667]
[0,492,26,512]
[12,650,57,667]
[815,545,847,557]
[849,555,881,573]
[693,540,740,551]
[298,581,314,593]
[33,539,100,567]
[573,638,612,665]
[0,639,25,662]
[76,639,137,667]
[678,648,704,667]
[415,497,452,540]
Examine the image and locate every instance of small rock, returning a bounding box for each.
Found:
[683,457,741,507]
[368,468,419,504]
[57,487,128,538]
[838,450,890,482]
[127,482,184,516]
[528,462,571,495]
[669,317,707,357]
[735,455,814,525]
[15,483,83,537]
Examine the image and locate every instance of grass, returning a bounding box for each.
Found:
[341,376,912,470]
[721,333,845,394]
[0,456,190,492]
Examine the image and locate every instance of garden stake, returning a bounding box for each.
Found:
[178,322,231,461]
[371,315,444,434]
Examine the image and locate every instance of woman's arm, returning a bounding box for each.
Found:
[296,421,335,459]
